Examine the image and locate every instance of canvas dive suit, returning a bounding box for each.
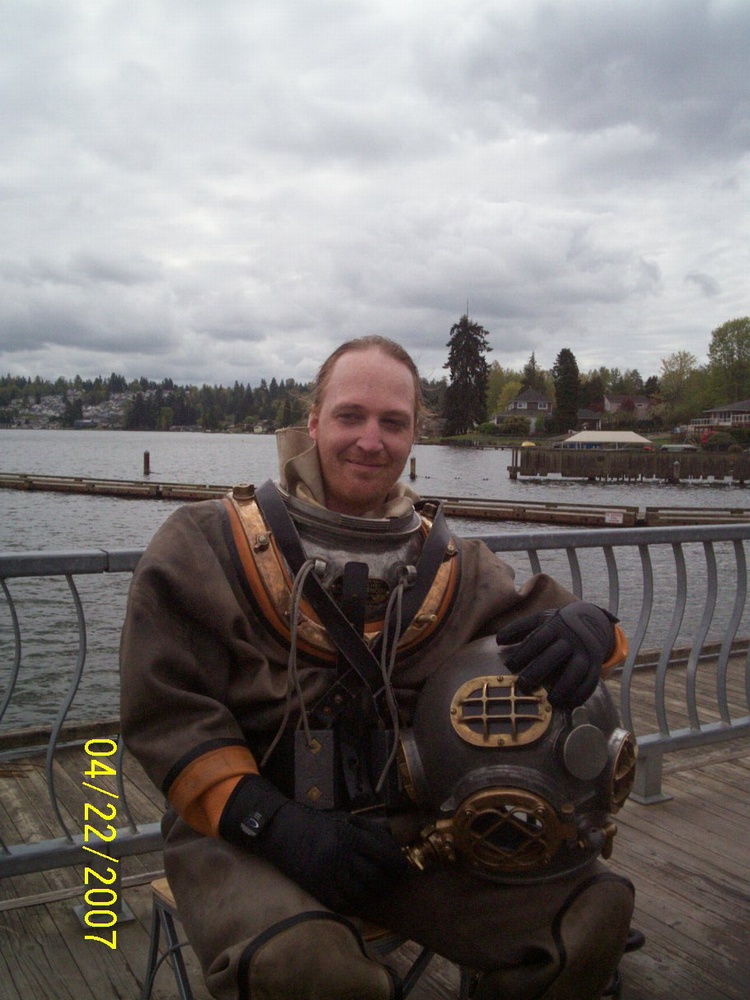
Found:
[120,431,634,1000]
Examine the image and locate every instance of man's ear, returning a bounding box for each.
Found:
[307,407,319,440]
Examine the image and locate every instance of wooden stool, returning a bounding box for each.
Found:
[141,877,194,1000]
[141,877,470,998]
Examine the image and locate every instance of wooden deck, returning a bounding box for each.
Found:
[1,669,749,999]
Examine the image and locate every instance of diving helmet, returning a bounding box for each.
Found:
[397,635,637,883]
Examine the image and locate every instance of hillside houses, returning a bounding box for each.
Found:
[5,392,133,429]
[604,393,652,420]
[491,388,658,435]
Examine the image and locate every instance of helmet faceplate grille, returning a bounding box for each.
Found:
[452,788,567,872]
[450,675,552,748]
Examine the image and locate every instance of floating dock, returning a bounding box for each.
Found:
[2,472,750,526]
[511,446,750,484]
[0,472,227,502]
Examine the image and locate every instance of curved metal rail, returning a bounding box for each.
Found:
[1,523,750,879]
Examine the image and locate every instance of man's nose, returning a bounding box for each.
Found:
[357,419,384,451]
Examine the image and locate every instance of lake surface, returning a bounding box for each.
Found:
[3,428,749,552]
[2,430,749,729]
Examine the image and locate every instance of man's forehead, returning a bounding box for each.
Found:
[326,351,415,397]
[330,398,412,417]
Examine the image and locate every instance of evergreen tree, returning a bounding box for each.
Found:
[123,392,151,429]
[580,371,606,411]
[551,348,580,433]
[520,352,547,393]
[61,397,84,428]
[443,314,491,434]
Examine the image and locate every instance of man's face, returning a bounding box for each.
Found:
[308,347,416,516]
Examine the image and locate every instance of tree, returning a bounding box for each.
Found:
[580,371,606,411]
[497,378,523,413]
[520,352,547,393]
[659,351,699,426]
[708,317,750,402]
[199,385,221,431]
[486,362,528,419]
[486,362,507,419]
[443,314,491,434]
[123,392,152,429]
[158,406,174,431]
[275,396,294,428]
[551,348,580,433]
[621,369,644,395]
[61,397,83,428]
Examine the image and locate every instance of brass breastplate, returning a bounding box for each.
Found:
[223,489,459,663]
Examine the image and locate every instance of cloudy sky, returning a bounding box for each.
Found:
[1,0,748,389]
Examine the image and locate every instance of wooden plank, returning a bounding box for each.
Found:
[0,717,120,753]
[0,897,96,1000]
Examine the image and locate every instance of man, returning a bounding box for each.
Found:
[121,336,634,1000]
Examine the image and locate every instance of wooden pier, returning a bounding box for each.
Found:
[3,472,750,527]
[0,471,228,502]
[512,446,750,485]
[1,661,749,1000]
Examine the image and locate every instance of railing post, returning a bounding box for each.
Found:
[74,842,135,928]
[629,746,672,805]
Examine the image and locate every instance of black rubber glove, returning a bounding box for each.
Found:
[495,601,618,709]
[219,773,411,913]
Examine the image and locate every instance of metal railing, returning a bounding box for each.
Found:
[483,524,750,802]
[2,522,750,882]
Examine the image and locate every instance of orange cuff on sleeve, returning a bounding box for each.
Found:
[167,745,259,838]
[601,624,628,678]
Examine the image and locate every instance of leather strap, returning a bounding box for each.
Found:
[255,480,386,702]
[253,480,453,723]
[373,498,451,664]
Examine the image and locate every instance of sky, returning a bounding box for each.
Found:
[1,0,748,389]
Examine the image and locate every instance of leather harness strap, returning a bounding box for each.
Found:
[253,479,453,725]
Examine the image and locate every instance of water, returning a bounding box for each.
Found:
[2,430,749,729]
[3,429,749,552]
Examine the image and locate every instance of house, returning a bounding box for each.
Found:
[506,388,552,415]
[690,400,750,431]
[603,394,652,419]
[495,389,552,434]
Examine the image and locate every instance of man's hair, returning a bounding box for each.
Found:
[309,335,427,429]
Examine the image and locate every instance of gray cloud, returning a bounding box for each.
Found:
[0,0,747,386]
[685,271,721,297]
